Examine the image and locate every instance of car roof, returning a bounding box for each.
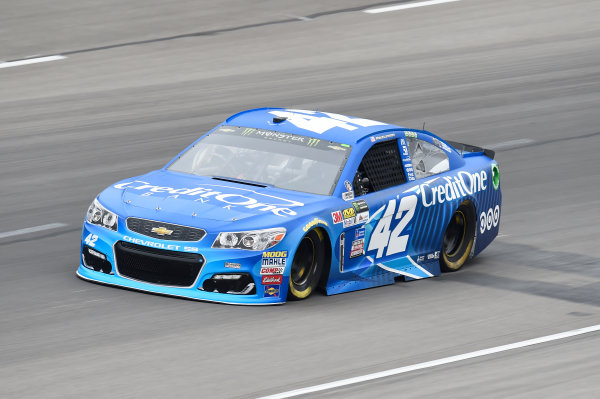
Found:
[225,107,405,145]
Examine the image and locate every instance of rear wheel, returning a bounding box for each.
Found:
[441,202,476,272]
[287,229,325,300]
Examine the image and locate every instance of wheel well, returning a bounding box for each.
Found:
[453,199,477,240]
[458,199,476,218]
[440,199,477,272]
[442,199,476,247]
[313,227,332,291]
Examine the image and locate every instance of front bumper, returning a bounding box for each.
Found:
[78,222,288,305]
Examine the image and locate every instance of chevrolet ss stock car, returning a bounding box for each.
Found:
[77,108,501,305]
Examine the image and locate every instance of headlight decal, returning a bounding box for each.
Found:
[86,198,118,231]
[212,228,286,251]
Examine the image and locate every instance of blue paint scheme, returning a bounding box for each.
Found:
[77,108,501,304]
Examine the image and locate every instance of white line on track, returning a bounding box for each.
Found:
[0,55,66,69]
[485,138,535,150]
[364,0,461,14]
[256,324,600,399]
[0,223,68,239]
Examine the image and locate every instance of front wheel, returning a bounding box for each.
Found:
[287,229,325,300]
[440,202,476,272]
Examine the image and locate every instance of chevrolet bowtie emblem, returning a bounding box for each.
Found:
[151,226,173,236]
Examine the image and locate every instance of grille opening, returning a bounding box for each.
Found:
[126,218,206,241]
[83,246,112,274]
[115,241,203,287]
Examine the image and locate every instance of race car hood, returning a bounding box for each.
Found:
[98,170,325,228]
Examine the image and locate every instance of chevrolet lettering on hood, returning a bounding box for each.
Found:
[77,108,501,305]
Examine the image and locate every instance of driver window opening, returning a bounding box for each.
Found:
[353,139,406,196]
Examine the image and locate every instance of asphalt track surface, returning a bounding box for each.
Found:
[1,0,599,397]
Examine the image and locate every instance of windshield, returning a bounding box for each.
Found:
[167,126,352,195]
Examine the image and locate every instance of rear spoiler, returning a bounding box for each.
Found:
[446,140,495,160]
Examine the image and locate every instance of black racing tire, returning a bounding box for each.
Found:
[287,229,325,300]
[440,202,476,272]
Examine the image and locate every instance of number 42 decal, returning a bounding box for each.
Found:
[84,233,98,247]
[367,195,417,259]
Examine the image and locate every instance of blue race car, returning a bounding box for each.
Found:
[77,108,501,305]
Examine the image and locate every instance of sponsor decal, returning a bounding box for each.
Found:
[399,138,415,181]
[427,251,440,260]
[303,217,328,232]
[479,205,500,234]
[343,218,356,228]
[233,125,349,152]
[307,138,321,147]
[264,285,280,298]
[352,200,369,224]
[224,262,241,269]
[345,202,369,225]
[404,163,415,180]
[355,227,365,239]
[404,131,418,138]
[352,199,369,213]
[260,266,285,275]
[261,251,287,272]
[262,275,283,285]
[268,109,386,135]
[84,233,98,248]
[492,163,500,190]
[356,211,369,224]
[332,210,343,224]
[417,255,425,262]
[342,191,354,201]
[122,235,199,252]
[241,127,305,144]
[261,259,286,266]
[370,133,395,142]
[263,251,288,258]
[151,226,173,236]
[418,171,488,208]
[114,181,304,217]
[400,139,410,157]
[343,208,356,219]
[344,180,352,191]
[350,238,365,258]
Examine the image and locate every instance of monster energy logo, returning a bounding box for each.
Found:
[238,127,320,147]
[307,138,320,147]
